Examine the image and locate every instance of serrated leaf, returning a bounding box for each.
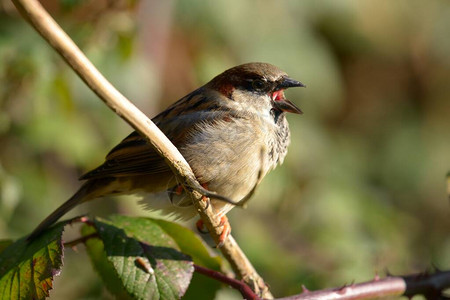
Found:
[94,216,194,300]
[0,222,67,300]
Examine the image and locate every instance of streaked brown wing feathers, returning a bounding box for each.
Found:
[79,131,169,180]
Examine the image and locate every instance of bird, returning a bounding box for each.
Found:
[28,62,305,243]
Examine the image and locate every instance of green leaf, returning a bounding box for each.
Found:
[82,225,133,299]
[151,220,224,300]
[153,219,222,271]
[0,222,67,300]
[94,216,194,300]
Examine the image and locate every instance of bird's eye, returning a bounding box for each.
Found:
[251,79,267,91]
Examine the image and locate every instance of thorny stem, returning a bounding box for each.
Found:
[278,270,450,300]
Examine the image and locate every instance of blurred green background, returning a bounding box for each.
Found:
[1,0,450,299]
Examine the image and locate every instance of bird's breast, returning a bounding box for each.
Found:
[179,114,289,208]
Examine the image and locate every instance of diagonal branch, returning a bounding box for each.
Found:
[10,0,272,297]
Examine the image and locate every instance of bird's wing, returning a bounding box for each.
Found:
[80,88,235,180]
[79,131,169,179]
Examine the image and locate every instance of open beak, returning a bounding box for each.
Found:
[271,76,305,114]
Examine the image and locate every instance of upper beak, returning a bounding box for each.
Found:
[277,76,306,89]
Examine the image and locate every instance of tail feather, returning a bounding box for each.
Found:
[27,181,95,241]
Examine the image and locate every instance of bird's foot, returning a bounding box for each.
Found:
[195,219,209,234]
[195,183,230,246]
[200,183,210,209]
[217,215,231,247]
[174,185,184,195]
[195,215,231,248]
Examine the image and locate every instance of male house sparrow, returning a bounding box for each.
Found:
[29,62,304,242]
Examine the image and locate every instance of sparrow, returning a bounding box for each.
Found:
[28,62,305,243]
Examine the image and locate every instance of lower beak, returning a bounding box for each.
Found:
[272,99,303,114]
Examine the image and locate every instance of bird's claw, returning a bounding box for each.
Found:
[195,219,209,234]
[216,216,231,248]
[195,215,231,248]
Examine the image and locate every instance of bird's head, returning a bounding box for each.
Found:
[207,62,305,117]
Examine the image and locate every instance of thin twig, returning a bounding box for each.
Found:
[10,0,272,297]
[64,233,99,248]
[194,264,260,300]
[65,215,91,226]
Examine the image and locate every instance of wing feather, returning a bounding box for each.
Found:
[79,131,170,179]
[80,89,233,180]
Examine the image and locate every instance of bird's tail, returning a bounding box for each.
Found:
[27,180,101,241]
